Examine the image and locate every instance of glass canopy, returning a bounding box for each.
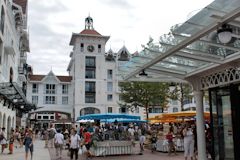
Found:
[119,0,240,83]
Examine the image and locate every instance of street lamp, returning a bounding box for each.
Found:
[217,24,232,44]
[139,69,148,76]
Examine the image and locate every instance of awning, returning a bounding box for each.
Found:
[100,119,147,123]
[77,113,141,121]
[0,82,36,113]
[119,0,240,87]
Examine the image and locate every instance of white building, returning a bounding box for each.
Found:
[67,16,136,120]
[26,71,73,128]
[0,0,32,134]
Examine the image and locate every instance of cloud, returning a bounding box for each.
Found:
[99,0,133,9]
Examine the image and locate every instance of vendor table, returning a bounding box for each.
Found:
[91,141,133,156]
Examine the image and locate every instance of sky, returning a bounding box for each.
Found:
[27,0,214,76]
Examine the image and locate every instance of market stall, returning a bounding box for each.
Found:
[76,113,145,156]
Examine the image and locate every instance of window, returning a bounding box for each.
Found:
[0,6,5,34]
[149,108,163,113]
[98,44,101,53]
[32,83,38,93]
[45,84,56,94]
[44,96,56,104]
[107,70,113,79]
[62,84,68,94]
[85,57,95,67]
[85,93,95,103]
[43,116,48,120]
[107,94,113,101]
[107,82,113,92]
[80,43,84,52]
[108,107,112,113]
[37,116,41,119]
[119,107,126,113]
[85,68,95,79]
[171,100,178,105]
[62,96,68,104]
[173,107,178,112]
[50,116,54,120]
[32,96,38,104]
[85,82,95,92]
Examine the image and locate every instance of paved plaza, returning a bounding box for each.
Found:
[0,139,185,160]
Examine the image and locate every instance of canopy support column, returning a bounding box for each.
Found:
[189,77,207,160]
[194,90,207,160]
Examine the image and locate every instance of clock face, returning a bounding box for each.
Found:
[87,45,95,52]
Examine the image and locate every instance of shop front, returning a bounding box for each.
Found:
[209,83,240,159]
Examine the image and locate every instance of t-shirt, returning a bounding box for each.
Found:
[54,133,64,144]
[166,133,173,142]
[84,132,91,144]
[70,134,81,149]
[128,128,135,136]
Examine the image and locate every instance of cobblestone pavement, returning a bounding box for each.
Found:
[48,145,184,160]
[0,139,50,160]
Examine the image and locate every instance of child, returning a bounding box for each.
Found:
[166,129,176,155]
[8,133,14,154]
[150,134,157,152]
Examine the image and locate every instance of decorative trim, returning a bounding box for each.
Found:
[201,67,240,89]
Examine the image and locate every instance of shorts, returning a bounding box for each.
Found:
[85,144,91,150]
[25,145,33,153]
[139,136,145,145]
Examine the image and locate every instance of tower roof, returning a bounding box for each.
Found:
[80,29,101,36]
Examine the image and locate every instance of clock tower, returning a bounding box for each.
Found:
[68,16,117,120]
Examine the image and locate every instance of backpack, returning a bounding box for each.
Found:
[49,129,55,139]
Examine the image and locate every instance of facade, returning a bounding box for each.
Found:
[68,16,136,120]
[0,0,32,136]
[26,71,73,128]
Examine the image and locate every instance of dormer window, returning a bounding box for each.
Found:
[119,51,129,61]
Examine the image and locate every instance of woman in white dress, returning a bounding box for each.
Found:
[183,125,194,160]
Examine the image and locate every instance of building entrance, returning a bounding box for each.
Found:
[209,84,240,160]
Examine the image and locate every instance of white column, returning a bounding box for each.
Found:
[194,90,207,160]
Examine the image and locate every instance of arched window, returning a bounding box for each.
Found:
[0,6,5,34]
[80,107,100,116]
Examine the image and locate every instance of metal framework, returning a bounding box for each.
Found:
[118,1,240,89]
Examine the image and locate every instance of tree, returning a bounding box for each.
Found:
[169,83,193,111]
[119,81,170,120]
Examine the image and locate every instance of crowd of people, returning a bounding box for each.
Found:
[0,121,213,160]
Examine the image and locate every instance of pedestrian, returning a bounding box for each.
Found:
[183,124,195,160]
[48,124,56,148]
[166,129,176,155]
[24,129,34,160]
[8,130,14,154]
[0,127,7,153]
[150,133,157,153]
[83,128,92,160]
[139,129,146,155]
[43,127,49,148]
[70,128,81,160]
[54,129,64,159]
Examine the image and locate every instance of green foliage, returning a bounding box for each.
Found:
[169,83,193,111]
[119,82,171,119]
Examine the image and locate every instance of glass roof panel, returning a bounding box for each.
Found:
[118,0,240,81]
